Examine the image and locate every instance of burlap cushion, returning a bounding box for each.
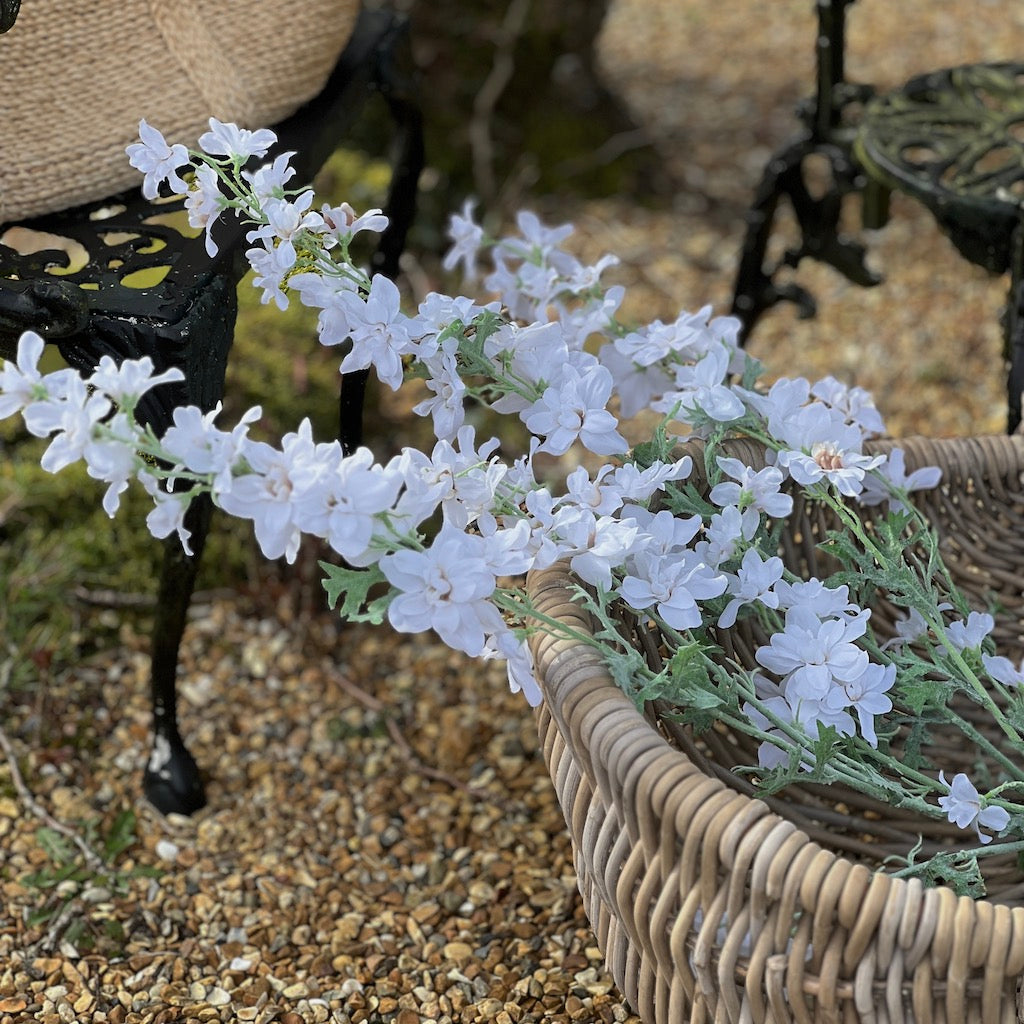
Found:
[0,0,361,223]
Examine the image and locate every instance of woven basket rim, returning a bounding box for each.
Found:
[527,433,1024,1017]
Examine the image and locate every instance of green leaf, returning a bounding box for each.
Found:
[901,718,933,771]
[630,419,676,470]
[755,751,807,796]
[660,481,719,519]
[320,562,391,625]
[895,667,951,716]
[666,642,724,710]
[895,849,986,898]
[35,827,74,866]
[102,808,137,863]
[806,724,842,784]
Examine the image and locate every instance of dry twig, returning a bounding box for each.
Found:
[0,721,104,870]
[469,0,532,203]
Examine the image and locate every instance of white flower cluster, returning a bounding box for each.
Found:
[2,118,1014,850]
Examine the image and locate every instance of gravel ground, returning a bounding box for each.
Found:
[4,2,1024,1022]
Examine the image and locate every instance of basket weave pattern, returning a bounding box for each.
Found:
[0,0,359,223]
[529,435,1024,1024]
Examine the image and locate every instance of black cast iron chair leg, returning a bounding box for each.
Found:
[131,277,237,816]
[340,40,424,455]
[144,491,214,814]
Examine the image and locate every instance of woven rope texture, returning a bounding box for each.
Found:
[529,434,1024,1024]
[0,0,359,223]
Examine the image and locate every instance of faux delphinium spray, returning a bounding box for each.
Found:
[3,118,1024,894]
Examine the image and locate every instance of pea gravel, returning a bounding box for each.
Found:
[3,1,1024,1021]
[0,596,641,1024]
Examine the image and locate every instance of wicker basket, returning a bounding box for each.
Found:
[528,434,1024,1024]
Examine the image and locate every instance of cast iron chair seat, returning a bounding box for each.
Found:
[855,61,1024,276]
[0,6,423,816]
[731,0,1024,433]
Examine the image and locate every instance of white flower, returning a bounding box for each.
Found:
[291,446,402,562]
[380,526,504,657]
[655,344,745,425]
[512,487,580,570]
[395,428,504,532]
[248,191,322,248]
[881,607,929,650]
[486,321,570,414]
[242,152,297,204]
[407,292,497,360]
[567,516,642,591]
[811,375,886,436]
[289,271,362,344]
[159,403,260,495]
[739,376,810,440]
[0,332,51,417]
[946,611,995,651]
[198,118,277,160]
[710,457,792,536]
[126,120,190,199]
[773,578,858,618]
[185,163,229,257]
[497,209,574,265]
[822,661,895,747]
[88,355,185,405]
[476,519,535,577]
[443,198,485,280]
[336,275,415,391]
[982,652,1024,688]
[216,423,325,563]
[559,283,624,350]
[719,548,784,629]
[610,457,693,503]
[321,202,389,241]
[756,607,870,703]
[23,374,112,474]
[697,504,747,566]
[598,342,674,418]
[522,363,627,456]
[614,321,684,368]
[560,465,624,517]
[412,351,467,441]
[484,630,543,706]
[775,403,886,497]
[745,699,800,770]
[246,240,297,310]
[622,508,703,559]
[937,771,1009,845]
[742,681,809,771]
[83,411,145,516]
[140,472,194,555]
[856,447,942,513]
[618,549,727,630]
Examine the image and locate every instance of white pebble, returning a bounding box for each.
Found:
[155,839,180,863]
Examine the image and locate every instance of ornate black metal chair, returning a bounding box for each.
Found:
[0,4,424,815]
[731,0,1024,432]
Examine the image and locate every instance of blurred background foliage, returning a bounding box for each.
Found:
[0,0,672,694]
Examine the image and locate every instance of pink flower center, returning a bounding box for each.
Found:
[812,442,845,472]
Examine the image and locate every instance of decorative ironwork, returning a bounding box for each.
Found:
[731,0,883,337]
[732,2,1024,434]
[855,62,1024,273]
